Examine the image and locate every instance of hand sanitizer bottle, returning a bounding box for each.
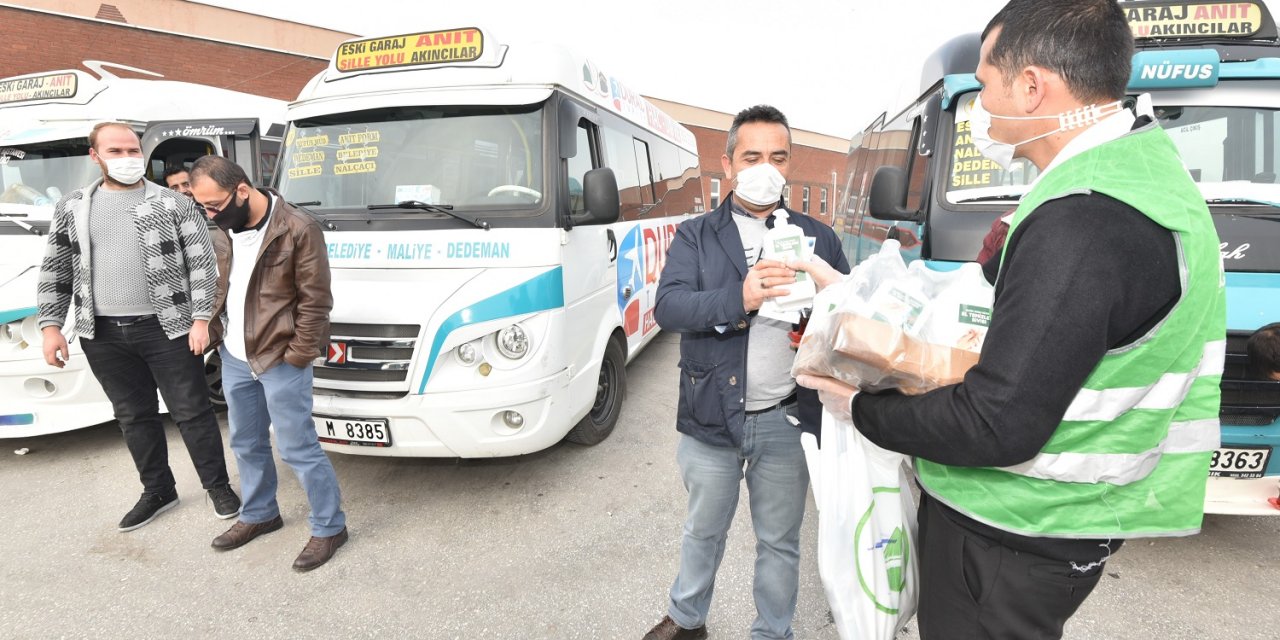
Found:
[760,210,815,312]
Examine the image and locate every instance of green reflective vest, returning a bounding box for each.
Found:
[917,122,1227,538]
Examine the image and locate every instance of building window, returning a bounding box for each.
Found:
[802,186,810,213]
[820,188,828,215]
[709,178,720,209]
[783,184,792,206]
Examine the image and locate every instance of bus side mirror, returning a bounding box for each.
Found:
[576,168,620,225]
[867,165,918,222]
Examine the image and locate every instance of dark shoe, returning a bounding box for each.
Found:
[208,484,242,520]
[211,515,284,550]
[292,527,349,572]
[642,615,707,640]
[118,492,179,532]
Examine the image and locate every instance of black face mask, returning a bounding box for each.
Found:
[212,190,251,231]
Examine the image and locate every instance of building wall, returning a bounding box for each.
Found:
[0,5,334,101]
[6,0,353,57]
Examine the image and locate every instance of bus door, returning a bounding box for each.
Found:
[556,101,620,365]
[140,119,263,183]
[861,95,936,264]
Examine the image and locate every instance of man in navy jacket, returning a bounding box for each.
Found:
[643,105,849,640]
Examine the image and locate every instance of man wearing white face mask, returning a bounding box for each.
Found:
[643,105,849,640]
[796,1,1226,638]
[37,122,239,533]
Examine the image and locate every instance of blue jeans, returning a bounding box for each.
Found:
[667,404,809,640]
[81,316,228,495]
[219,347,345,536]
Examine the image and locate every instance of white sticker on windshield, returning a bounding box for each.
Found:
[395,184,441,205]
[956,96,976,124]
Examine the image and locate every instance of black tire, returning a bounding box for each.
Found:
[205,350,227,410]
[566,337,626,446]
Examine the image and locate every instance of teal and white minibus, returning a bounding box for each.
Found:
[0,61,286,438]
[277,27,702,457]
[837,0,1280,514]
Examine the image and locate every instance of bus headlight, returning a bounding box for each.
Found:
[496,325,529,359]
[0,321,18,344]
[455,340,481,366]
[2,316,40,348]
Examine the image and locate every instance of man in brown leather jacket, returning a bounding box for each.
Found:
[189,155,349,572]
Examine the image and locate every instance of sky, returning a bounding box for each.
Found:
[197,0,1011,140]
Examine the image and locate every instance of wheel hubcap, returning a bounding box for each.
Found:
[591,359,616,419]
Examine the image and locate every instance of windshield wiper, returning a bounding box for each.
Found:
[288,201,337,230]
[951,194,1023,204]
[1206,197,1280,209]
[367,200,489,230]
[0,211,41,236]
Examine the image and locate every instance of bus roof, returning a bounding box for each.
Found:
[0,62,286,145]
[919,1,1278,93]
[294,27,697,151]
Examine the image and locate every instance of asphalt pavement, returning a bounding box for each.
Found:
[3,333,1278,639]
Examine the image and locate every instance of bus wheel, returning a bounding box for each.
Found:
[567,338,626,446]
[205,350,227,410]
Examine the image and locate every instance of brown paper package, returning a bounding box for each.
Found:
[828,313,980,395]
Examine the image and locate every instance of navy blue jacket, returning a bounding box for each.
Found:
[655,193,851,448]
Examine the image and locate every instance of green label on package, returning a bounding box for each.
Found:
[769,235,809,282]
[959,304,992,327]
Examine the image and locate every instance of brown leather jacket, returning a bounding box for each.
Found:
[208,190,332,375]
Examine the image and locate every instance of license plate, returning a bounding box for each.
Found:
[314,415,391,447]
[1209,446,1271,479]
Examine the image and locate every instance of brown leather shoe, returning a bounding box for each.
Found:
[642,615,707,640]
[292,527,348,572]
[211,515,283,550]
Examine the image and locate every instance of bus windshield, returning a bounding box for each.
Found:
[1159,105,1280,207]
[277,104,546,214]
[0,139,97,209]
[946,96,1280,208]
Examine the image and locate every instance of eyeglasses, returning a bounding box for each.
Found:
[203,191,235,214]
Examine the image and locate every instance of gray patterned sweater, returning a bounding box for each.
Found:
[37,178,217,340]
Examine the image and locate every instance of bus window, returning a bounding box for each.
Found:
[633,138,655,208]
[677,148,703,213]
[1157,106,1280,202]
[945,93,1039,205]
[906,117,932,212]
[645,136,699,217]
[650,141,678,203]
[566,120,596,217]
[603,125,643,219]
[0,139,95,206]
[259,138,280,186]
[278,104,545,213]
[147,137,215,181]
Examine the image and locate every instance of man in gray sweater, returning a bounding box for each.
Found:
[37,122,240,532]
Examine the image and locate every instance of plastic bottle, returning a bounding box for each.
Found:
[760,210,816,313]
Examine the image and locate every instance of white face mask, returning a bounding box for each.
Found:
[734,162,786,207]
[103,157,145,185]
[969,95,1125,170]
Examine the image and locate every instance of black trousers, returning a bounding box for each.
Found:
[916,493,1106,640]
[81,316,229,495]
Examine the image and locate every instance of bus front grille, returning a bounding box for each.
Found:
[313,323,420,392]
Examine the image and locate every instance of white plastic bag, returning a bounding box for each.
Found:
[807,410,918,640]
[906,261,993,352]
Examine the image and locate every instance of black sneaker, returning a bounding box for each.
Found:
[118,492,179,532]
[208,484,242,520]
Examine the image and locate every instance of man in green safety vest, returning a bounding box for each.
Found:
[796,0,1226,637]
